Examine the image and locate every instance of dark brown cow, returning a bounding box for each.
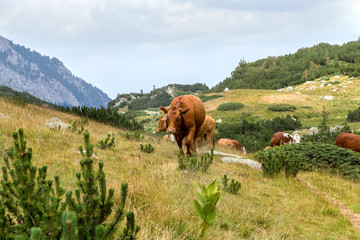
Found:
[160,95,206,156]
[197,115,216,150]
[217,138,246,154]
[336,132,360,152]
[270,132,293,147]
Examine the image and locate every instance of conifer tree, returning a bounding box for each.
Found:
[0,128,140,239]
[0,128,66,238]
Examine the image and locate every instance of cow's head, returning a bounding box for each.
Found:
[156,116,167,132]
[160,106,190,134]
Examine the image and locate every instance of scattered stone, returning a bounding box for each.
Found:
[285,86,293,92]
[75,150,100,159]
[0,113,6,120]
[308,127,319,135]
[45,118,71,130]
[321,95,334,100]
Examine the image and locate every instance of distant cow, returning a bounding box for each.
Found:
[291,134,304,143]
[162,135,175,142]
[156,116,167,132]
[160,95,206,156]
[264,146,272,151]
[217,138,246,154]
[270,132,293,146]
[336,132,360,152]
[197,115,216,150]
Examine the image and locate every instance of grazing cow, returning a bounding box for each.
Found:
[270,132,293,146]
[156,116,167,132]
[336,132,360,152]
[291,134,304,143]
[264,146,272,151]
[160,95,206,156]
[162,135,175,142]
[217,138,246,154]
[197,115,216,150]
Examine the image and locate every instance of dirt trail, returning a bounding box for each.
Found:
[214,150,360,233]
[297,177,360,233]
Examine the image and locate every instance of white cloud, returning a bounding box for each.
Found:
[0,0,359,98]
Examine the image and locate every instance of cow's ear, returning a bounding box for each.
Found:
[160,106,168,113]
[180,107,191,114]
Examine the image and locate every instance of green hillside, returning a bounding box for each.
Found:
[0,85,59,108]
[212,39,360,92]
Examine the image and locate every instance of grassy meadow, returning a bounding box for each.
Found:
[1,75,360,239]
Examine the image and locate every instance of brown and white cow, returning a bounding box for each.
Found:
[336,132,360,152]
[197,115,216,150]
[160,95,206,156]
[217,138,246,154]
[270,132,293,146]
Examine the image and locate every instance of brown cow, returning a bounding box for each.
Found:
[217,138,246,154]
[196,115,216,150]
[336,132,360,152]
[156,116,167,132]
[270,132,293,147]
[160,95,206,156]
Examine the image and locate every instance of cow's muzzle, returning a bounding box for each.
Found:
[167,128,176,133]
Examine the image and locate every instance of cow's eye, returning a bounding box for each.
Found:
[176,117,181,122]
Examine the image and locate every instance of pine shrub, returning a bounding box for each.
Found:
[268,103,297,112]
[217,102,245,111]
[257,142,360,181]
[178,149,214,172]
[221,174,242,194]
[0,129,140,239]
[139,143,154,153]
[98,134,116,150]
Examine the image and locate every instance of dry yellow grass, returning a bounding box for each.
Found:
[1,96,360,239]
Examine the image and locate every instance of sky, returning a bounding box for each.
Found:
[1,0,360,99]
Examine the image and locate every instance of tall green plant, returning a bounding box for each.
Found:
[194,179,221,237]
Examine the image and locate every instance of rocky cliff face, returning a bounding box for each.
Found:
[0,36,110,107]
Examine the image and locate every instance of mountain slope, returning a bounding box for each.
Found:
[109,83,208,110]
[212,40,360,92]
[0,35,111,107]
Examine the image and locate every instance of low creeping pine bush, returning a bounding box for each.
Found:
[0,128,140,239]
[268,103,297,112]
[98,134,116,149]
[221,174,242,194]
[178,149,214,172]
[139,143,154,153]
[217,102,245,111]
[124,131,143,141]
[257,142,360,181]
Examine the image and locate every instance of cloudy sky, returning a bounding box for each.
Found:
[1,0,359,99]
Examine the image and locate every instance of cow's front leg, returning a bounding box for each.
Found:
[185,128,196,156]
[173,134,184,156]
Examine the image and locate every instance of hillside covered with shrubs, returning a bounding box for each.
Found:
[212,39,360,92]
[108,83,208,110]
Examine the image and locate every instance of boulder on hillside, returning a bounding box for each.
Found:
[45,118,71,130]
[0,113,6,120]
[308,127,319,135]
